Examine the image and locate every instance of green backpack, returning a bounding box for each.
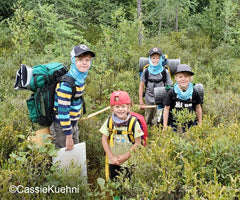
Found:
[24,63,83,126]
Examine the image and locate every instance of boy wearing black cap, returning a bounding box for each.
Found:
[139,47,173,126]
[50,44,95,150]
[162,64,202,132]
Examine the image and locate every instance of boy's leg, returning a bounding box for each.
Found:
[50,121,79,149]
[72,123,79,144]
[145,107,153,125]
[109,164,132,182]
[170,122,178,132]
[145,107,157,126]
[50,121,66,149]
[109,164,122,181]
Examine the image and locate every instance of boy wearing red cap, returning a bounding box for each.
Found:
[100,91,143,181]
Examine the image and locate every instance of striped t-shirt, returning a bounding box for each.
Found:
[54,80,85,135]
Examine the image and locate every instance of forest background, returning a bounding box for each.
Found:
[0,0,240,199]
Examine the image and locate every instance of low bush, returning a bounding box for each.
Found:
[120,117,240,199]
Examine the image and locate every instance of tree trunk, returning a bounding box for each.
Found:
[175,5,178,31]
[137,0,143,46]
[158,17,162,35]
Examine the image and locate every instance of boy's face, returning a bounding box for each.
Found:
[150,54,160,65]
[75,54,92,73]
[112,104,130,120]
[175,72,192,90]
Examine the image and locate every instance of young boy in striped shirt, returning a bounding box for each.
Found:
[50,44,95,150]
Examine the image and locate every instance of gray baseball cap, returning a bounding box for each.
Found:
[71,44,95,58]
[176,64,194,75]
[148,47,162,56]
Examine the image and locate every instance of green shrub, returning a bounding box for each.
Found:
[120,117,240,199]
[203,90,240,125]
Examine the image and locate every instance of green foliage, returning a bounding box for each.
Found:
[203,90,240,125]
[7,2,87,65]
[87,178,121,199]
[121,118,240,199]
[172,108,197,133]
[95,8,140,71]
[87,65,139,109]
[1,0,240,199]
[0,137,53,198]
[78,118,106,185]
[7,2,35,64]
[0,0,17,19]
[45,166,88,200]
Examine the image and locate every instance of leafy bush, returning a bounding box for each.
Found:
[1,3,240,198]
[121,117,240,199]
[203,90,240,125]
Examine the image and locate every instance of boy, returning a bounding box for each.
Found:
[139,47,173,126]
[100,91,143,181]
[163,64,202,132]
[50,44,95,150]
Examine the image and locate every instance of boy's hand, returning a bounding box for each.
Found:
[109,156,119,165]
[139,103,145,110]
[117,152,130,165]
[65,134,74,151]
[162,127,165,134]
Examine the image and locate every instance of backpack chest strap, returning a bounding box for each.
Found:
[107,116,137,147]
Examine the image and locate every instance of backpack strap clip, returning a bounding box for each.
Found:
[107,116,137,147]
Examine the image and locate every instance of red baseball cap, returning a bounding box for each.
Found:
[110,91,131,106]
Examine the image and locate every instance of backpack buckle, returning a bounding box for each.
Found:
[116,130,122,134]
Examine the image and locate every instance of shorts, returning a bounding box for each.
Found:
[50,121,79,149]
[109,164,132,182]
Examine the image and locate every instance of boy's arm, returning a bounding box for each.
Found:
[66,135,74,151]
[130,137,141,151]
[101,134,119,165]
[139,81,145,108]
[195,104,202,125]
[163,105,170,132]
[56,82,73,135]
[56,82,74,150]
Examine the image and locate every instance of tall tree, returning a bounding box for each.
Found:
[142,0,193,35]
[137,0,143,46]
[221,0,240,45]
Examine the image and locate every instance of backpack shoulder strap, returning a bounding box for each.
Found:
[127,116,137,144]
[144,68,149,88]
[145,67,168,87]
[171,88,177,101]
[59,74,76,96]
[143,64,149,71]
[59,74,86,114]
[107,116,114,133]
[107,116,116,147]
[161,68,167,85]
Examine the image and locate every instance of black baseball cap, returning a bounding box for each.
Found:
[71,44,95,58]
[176,64,194,75]
[148,47,162,56]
